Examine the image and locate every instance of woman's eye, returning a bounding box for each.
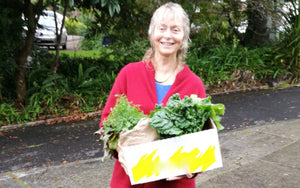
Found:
[173,28,180,32]
[159,27,165,31]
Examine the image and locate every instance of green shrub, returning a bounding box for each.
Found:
[187,41,288,86]
[80,33,103,50]
[28,73,70,116]
[64,18,87,35]
[119,38,150,63]
[24,50,122,118]
[0,103,21,126]
[273,30,300,83]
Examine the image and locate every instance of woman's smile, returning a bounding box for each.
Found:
[160,41,175,47]
[152,14,184,58]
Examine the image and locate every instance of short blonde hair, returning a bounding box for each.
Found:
[143,2,190,63]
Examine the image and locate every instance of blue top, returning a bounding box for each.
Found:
[155,82,172,104]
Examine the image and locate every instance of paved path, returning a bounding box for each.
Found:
[196,119,300,188]
[0,119,299,188]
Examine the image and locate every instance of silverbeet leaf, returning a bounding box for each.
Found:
[149,93,225,139]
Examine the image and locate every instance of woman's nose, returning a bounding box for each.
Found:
[163,28,172,38]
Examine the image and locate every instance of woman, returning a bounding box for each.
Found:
[99,2,206,188]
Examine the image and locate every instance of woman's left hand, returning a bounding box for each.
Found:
[166,169,200,181]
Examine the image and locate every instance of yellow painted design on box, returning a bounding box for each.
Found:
[169,145,216,173]
[131,145,216,183]
[198,146,216,172]
[131,149,161,182]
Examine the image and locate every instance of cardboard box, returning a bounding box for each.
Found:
[121,118,223,185]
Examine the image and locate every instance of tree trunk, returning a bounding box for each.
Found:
[52,0,68,75]
[244,1,270,46]
[15,28,36,104]
[0,76,3,102]
[14,0,43,104]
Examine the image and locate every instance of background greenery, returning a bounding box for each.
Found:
[0,0,299,126]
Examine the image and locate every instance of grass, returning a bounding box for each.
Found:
[51,49,114,59]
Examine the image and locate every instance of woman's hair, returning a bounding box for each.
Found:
[143,2,190,64]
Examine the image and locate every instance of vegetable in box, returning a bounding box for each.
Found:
[98,93,225,161]
[149,94,225,139]
[98,94,147,160]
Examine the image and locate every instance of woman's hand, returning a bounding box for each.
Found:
[166,169,200,181]
[117,146,129,175]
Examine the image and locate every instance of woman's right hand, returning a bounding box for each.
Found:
[117,146,129,175]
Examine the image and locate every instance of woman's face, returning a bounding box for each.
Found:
[152,13,184,58]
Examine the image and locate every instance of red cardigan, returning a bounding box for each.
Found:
[99,61,206,188]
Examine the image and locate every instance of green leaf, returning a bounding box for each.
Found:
[149,93,225,139]
[99,94,147,159]
[101,0,107,7]
[108,4,114,17]
[115,3,120,13]
[68,0,74,7]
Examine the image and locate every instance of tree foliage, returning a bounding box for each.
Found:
[273,0,300,74]
[75,0,161,44]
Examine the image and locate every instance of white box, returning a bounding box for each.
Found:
[121,118,223,185]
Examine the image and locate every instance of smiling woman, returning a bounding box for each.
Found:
[99,2,206,188]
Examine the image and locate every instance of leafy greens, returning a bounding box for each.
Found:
[99,94,146,160]
[98,93,225,160]
[149,94,225,139]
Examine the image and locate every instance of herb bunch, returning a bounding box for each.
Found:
[99,94,146,160]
